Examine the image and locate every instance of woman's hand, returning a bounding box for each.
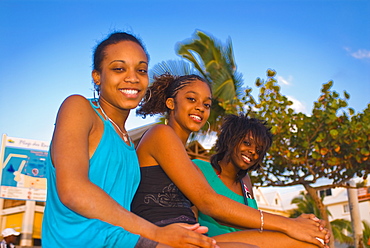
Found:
[155,223,219,248]
[310,215,331,247]
[178,223,209,234]
[285,214,328,247]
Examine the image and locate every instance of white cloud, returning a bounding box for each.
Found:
[287,95,308,114]
[344,47,370,59]
[350,49,370,59]
[343,47,351,52]
[277,75,293,85]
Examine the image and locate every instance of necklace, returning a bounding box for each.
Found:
[99,105,130,143]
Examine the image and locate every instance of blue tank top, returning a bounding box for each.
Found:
[42,98,141,248]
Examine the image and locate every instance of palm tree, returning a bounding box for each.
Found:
[149,59,200,80]
[289,192,354,245]
[289,191,325,218]
[330,219,353,245]
[150,30,245,132]
[363,221,370,248]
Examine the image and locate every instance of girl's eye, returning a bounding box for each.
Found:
[113,68,125,72]
[138,69,148,74]
[187,97,196,102]
[244,141,251,146]
[204,103,211,109]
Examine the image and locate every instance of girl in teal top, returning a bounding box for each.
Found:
[193,159,258,236]
[193,115,272,237]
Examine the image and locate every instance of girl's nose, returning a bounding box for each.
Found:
[195,104,205,112]
[124,71,139,84]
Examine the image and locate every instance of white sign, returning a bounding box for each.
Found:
[0,134,48,201]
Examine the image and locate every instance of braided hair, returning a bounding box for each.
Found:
[136,73,211,118]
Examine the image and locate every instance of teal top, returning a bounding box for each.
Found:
[193,159,258,237]
[42,99,141,248]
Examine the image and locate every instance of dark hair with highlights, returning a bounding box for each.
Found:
[136,73,211,118]
[210,114,273,181]
[92,32,149,94]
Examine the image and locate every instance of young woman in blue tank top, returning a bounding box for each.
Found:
[41,32,217,248]
[132,74,331,248]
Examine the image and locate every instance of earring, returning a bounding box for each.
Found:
[206,121,211,134]
[93,90,97,100]
[146,88,152,102]
[93,88,99,100]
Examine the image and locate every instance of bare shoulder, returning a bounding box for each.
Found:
[136,124,183,160]
[138,124,177,145]
[145,124,175,138]
[59,94,91,110]
[54,95,97,134]
[56,95,95,119]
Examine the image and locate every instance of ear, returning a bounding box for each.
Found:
[166,98,175,110]
[92,70,101,86]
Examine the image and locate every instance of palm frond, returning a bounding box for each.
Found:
[149,60,201,82]
[176,30,245,128]
[331,219,353,244]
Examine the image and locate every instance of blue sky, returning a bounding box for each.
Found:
[1,0,369,143]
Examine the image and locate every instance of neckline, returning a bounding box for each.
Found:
[214,170,243,198]
[90,99,133,147]
[99,105,130,143]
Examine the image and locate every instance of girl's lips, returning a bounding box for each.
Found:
[242,155,251,163]
[189,114,202,123]
[119,88,140,98]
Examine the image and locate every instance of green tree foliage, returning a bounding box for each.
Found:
[176,30,244,130]
[244,69,370,188]
[289,192,327,218]
[330,219,354,245]
[149,30,244,132]
[363,221,370,248]
[243,69,370,247]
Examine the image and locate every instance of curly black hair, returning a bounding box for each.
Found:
[210,114,273,182]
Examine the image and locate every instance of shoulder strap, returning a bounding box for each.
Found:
[88,98,106,121]
[240,179,253,206]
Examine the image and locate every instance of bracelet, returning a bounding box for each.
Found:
[259,210,264,233]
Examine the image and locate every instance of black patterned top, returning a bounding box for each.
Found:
[131,165,197,226]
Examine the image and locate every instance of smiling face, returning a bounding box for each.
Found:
[167,79,212,134]
[92,40,149,110]
[230,133,261,172]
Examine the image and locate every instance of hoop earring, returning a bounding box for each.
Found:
[146,88,152,102]
[206,121,211,134]
[93,89,99,100]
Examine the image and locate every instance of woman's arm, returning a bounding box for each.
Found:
[137,125,326,247]
[51,95,216,248]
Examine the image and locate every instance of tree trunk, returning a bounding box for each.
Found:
[304,184,335,248]
[347,179,364,248]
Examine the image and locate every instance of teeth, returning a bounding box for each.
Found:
[120,89,139,95]
[242,155,251,162]
[190,115,202,121]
